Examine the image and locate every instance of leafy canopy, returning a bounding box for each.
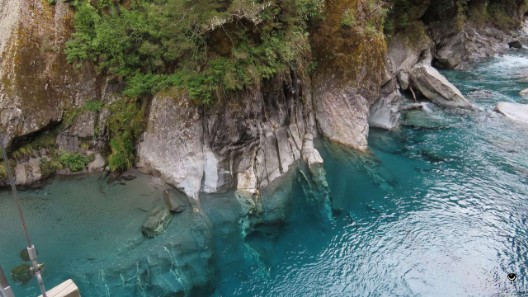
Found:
[66,0,324,103]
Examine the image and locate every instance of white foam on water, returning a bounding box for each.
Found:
[484,54,528,78]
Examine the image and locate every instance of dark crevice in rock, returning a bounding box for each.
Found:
[7,120,61,152]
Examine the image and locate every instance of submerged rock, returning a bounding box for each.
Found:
[495,102,528,125]
[121,174,136,181]
[163,189,188,213]
[410,64,474,109]
[402,109,453,129]
[519,89,528,97]
[10,264,32,285]
[141,207,173,238]
[399,102,426,111]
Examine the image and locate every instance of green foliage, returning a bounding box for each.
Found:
[0,158,15,180]
[9,130,58,161]
[296,0,325,23]
[341,9,356,28]
[107,99,145,172]
[83,100,104,112]
[0,163,7,179]
[40,158,63,176]
[62,99,103,128]
[487,0,523,29]
[11,145,35,160]
[62,108,80,127]
[386,0,527,36]
[59,152,93,172]
[10,264,33,285]
[66,0,313,104]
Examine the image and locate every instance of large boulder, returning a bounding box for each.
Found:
[430,23,523,69]
[13,157,43,186]
[495,102,528,125]
[508,40,523,49]
[315,84,370,151]
[388,33,431,74]
[410,64,474,109]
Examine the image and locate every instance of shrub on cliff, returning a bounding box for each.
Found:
[59,152,93,172]
[106,98,145,172]
[65,0,324,104]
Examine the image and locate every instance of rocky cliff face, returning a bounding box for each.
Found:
[1,0,527,196]
[0,0,96,148]
[310,0,391,150]
[138,71,316,199]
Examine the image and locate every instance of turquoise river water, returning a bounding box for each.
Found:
[1,51,528,297]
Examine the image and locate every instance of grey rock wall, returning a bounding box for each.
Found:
[138,71,320,199]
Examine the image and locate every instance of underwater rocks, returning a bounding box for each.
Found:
[495,102,528,125]
[164,189,188,213]
[434,32,465,69]
[141,207,174,238]
[10,264,32,285]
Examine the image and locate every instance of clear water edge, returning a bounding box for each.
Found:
[1,51,528,296]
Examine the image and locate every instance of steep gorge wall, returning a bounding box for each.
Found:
[137,72,317,199]
[311,0,391,150]
[1,0,526,195]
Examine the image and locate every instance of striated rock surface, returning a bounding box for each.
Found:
[13,157,43,186]
[315,84,370,150]
[410,64,473,109]
[138,72,317,199]
[495,102,528,125]
[138,92,204,199]
[434,32,465,69]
